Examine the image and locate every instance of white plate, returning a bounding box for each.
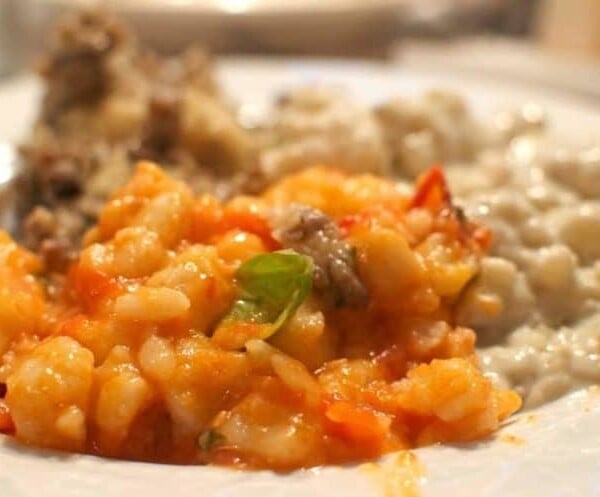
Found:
[3,57,600,143]
[1,60,600,497]
[399,38,600,100]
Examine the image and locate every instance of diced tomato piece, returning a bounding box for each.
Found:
[54,313,87,337]
[0,400,14,433]
[188,195,225,243]
[337,214,366,236]
[68,263,122,312]
[324,400,390,446]
[410,166,451,210]
[472,225,493,251]
[412,166,492,254]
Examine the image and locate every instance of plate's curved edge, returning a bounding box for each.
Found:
[216,57,600,145]
[4,59,600,145]
[1,389,600,497]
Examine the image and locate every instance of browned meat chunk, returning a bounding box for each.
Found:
[270,205,368,308]
[22,206,58,249]
[18,10,255,252]
[135,89,182,162]
[40,10,127,124]
[22,206,79,272]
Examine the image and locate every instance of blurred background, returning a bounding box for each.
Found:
[2,0,600,97]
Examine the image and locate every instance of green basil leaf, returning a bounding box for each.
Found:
[225,299,272,324]
[197,429,225,453]
[219,251,313,340]
[237,251,313,307]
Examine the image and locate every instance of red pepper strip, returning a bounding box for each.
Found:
[409,165,451,210]
[410,166,493,252]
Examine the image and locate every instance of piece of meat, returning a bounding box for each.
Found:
[23,205,83,249]
[18,9,250,253]
[133,88,182,162]
[39,238,76,273]
[20,141,92,204]
[22,207,78,272]
[45,160,84,199]
[22,206,58,249]
[270,205,368,308]
[40,10,127,123]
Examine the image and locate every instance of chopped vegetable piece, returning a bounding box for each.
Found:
[324,401,390,446]
[409,165,451,210]
[0,400,14,433]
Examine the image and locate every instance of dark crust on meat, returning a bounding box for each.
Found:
[271,205,369,308]
[39,10,128,124]
[18,11,220,252]
[133,88,182,163]
[22,206,57,248]
[19,140,98,206]
[22,206,78,272]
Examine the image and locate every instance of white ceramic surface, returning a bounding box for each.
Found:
[1,60,600,496]
[399,38,600,100]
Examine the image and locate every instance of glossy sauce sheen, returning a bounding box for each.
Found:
[0,163,520,469]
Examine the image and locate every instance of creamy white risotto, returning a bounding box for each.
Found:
[450,139,600,407]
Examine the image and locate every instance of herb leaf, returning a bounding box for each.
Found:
[198,429,225,453]
[220,251,313,340]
